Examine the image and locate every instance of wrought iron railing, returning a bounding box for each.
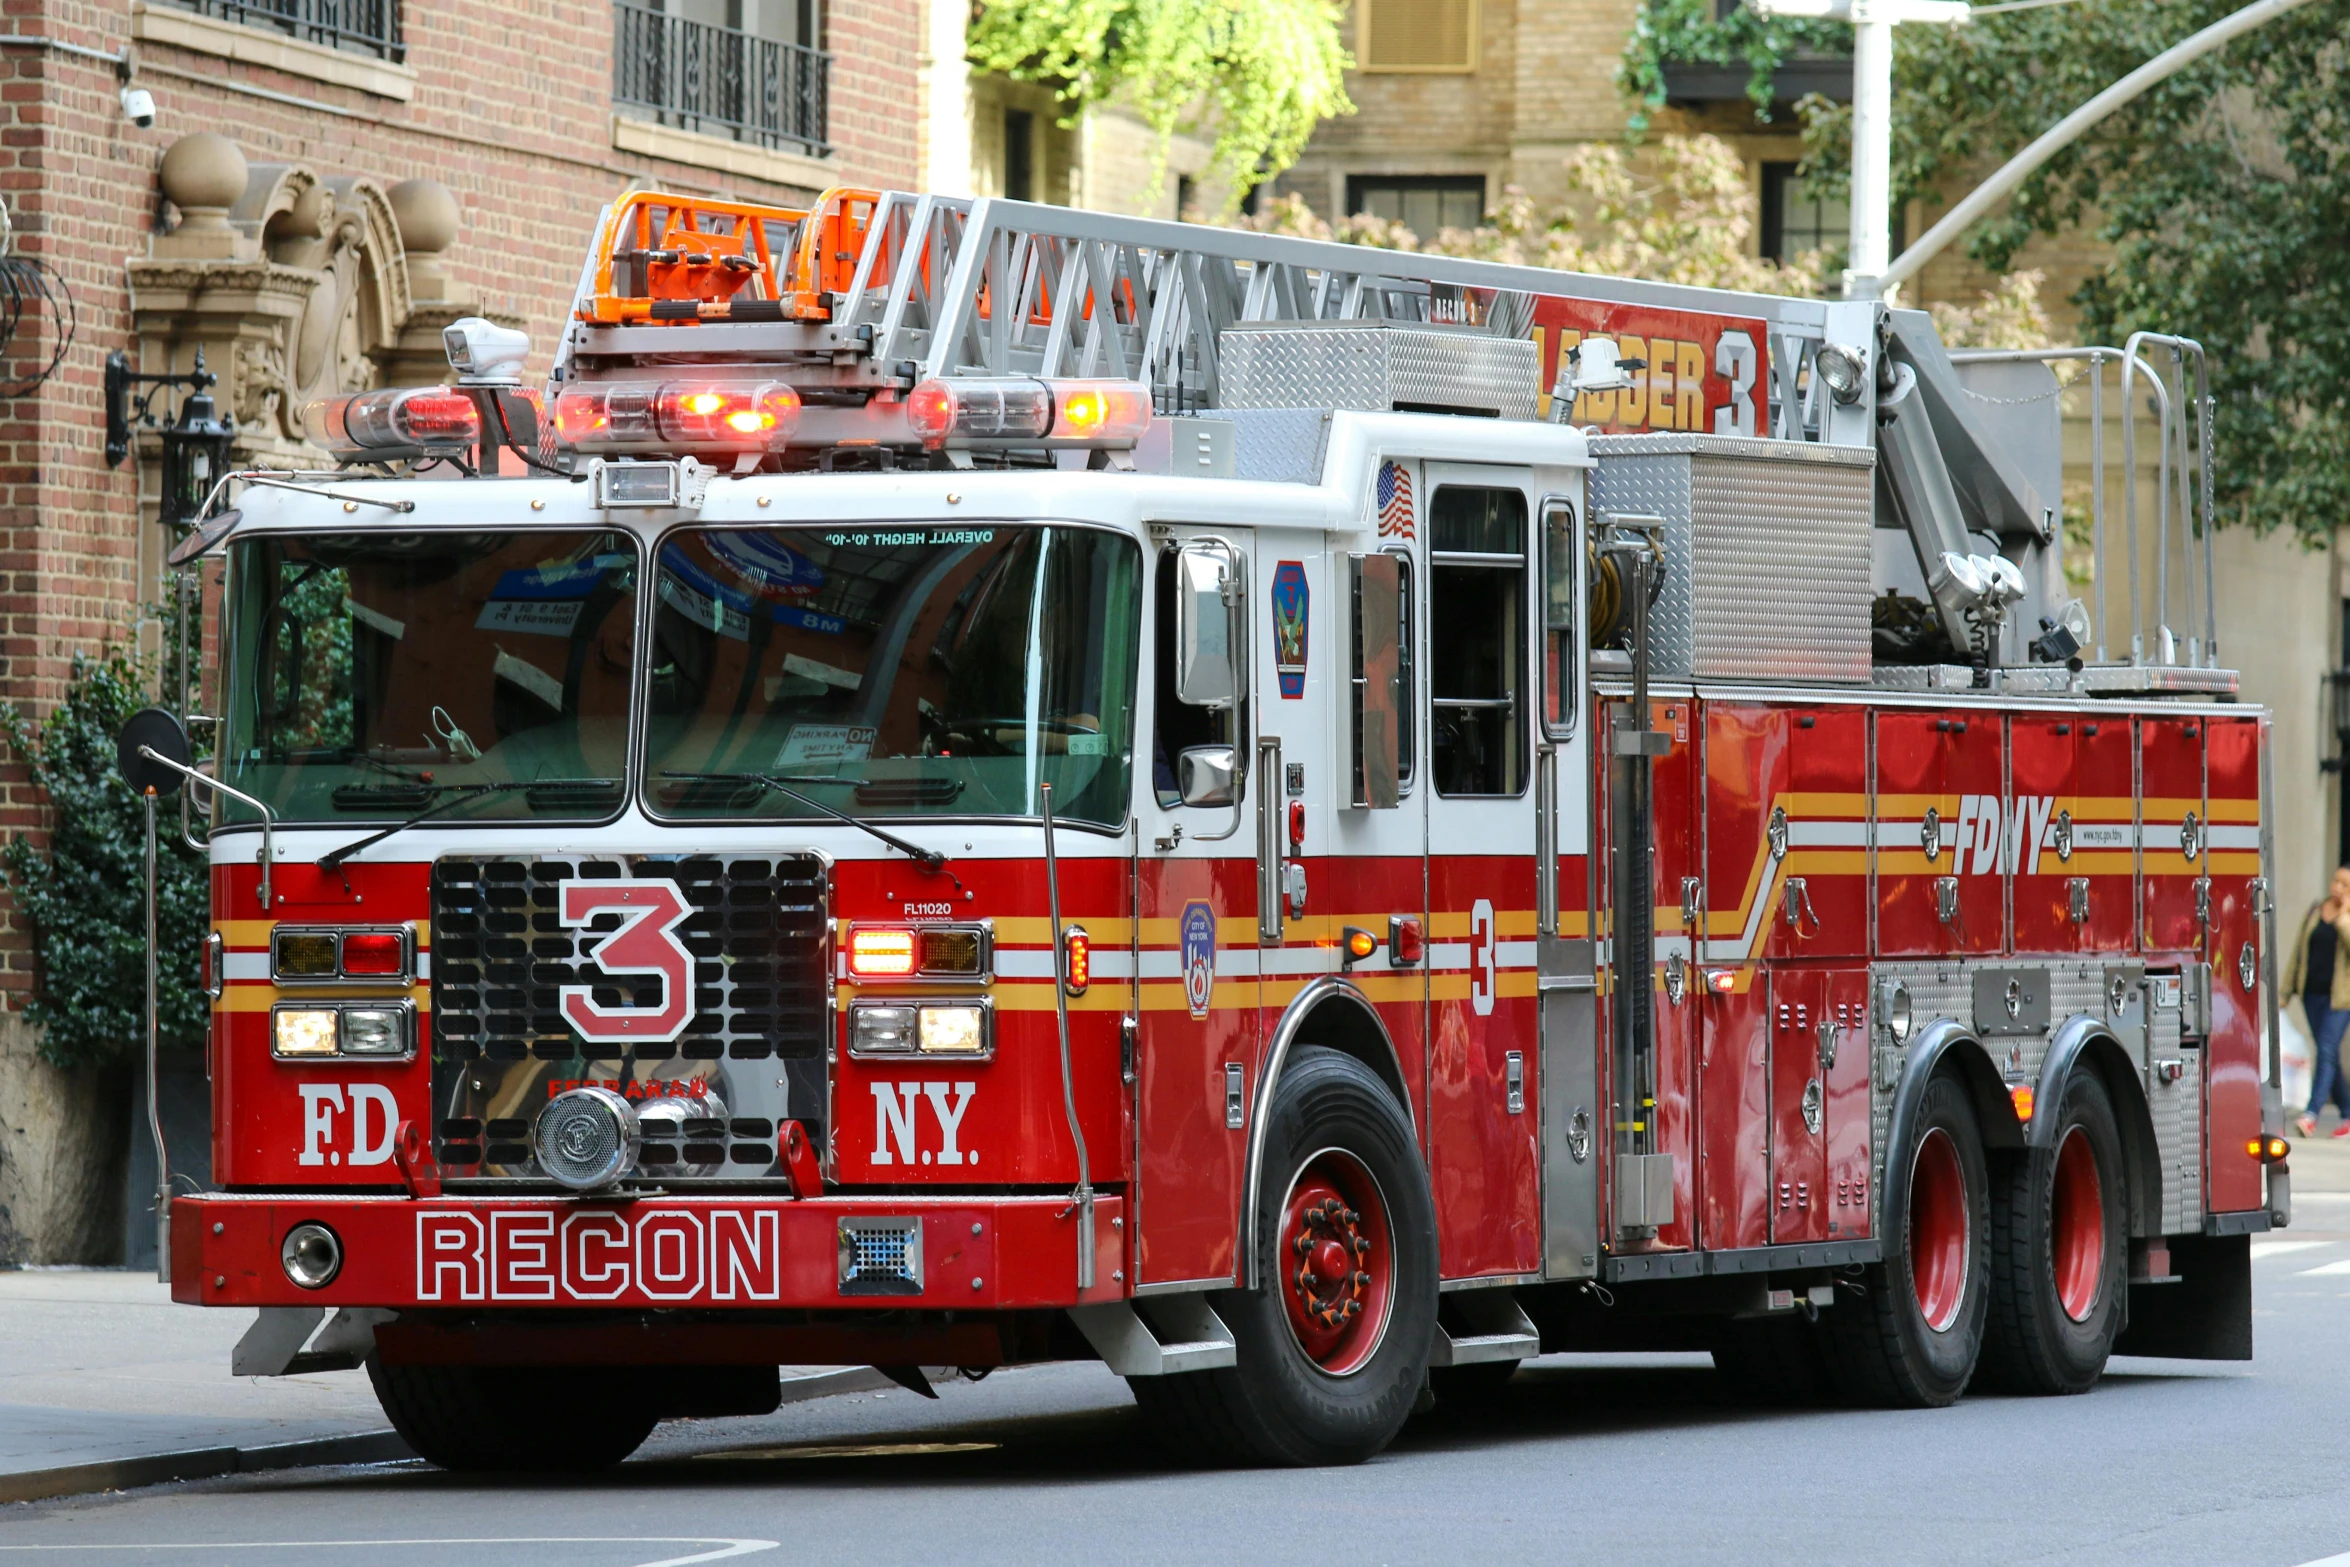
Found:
[158,0,403,62]
[614,3,829,157]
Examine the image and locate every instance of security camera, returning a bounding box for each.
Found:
[443,317,532,386]
[120,86,156,129]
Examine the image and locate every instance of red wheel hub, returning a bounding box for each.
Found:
[2050,1124,2105,1322]
[1908,1127,1969,1333]
[1279,1150,1393,1375]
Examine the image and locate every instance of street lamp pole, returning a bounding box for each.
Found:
[1751,0,1969,297]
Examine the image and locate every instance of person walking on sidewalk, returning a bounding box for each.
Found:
[2284,866,2350,1138]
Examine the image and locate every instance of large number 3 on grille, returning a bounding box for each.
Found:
[557,880,698,1043]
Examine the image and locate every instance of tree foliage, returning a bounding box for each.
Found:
[0,650,209,1070]
[967,0,1354,208]
[1616,0,1853,135]
[1799,0,2350,543]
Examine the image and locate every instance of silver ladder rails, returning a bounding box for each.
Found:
[555,192,1852,433]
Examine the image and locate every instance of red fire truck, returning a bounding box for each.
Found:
[144,188,2291,1472]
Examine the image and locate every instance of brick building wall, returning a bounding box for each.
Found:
[0,0,918,980]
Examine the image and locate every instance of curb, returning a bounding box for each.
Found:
[0,1430,414,1507]
[0,1366,890,1505]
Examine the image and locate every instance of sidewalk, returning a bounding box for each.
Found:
[0,1269,892,1505]
[0,1268,398,1504]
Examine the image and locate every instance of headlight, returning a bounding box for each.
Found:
[271,1001,413,1059]
[273,1008,340,1057]
[850,1000,991,1057]
[338,1009,407,1056]
[918,1004,987,1055]
[533,1086,639,1191]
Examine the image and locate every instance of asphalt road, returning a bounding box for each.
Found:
[7,1198,2349,1567]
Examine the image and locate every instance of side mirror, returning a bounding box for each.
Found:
[1173,543,1242,709]
[117,707,191,797]
[167,506,241,568]
[1177,745,1237,808]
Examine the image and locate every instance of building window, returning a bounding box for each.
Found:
[157,0,403,61]
[1347,175,1485,236]
[1004,109,1035,202]
[1358,0,1479,72]
[1761,162,1847,263]
[614,0,829,156]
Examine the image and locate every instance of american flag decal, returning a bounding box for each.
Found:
[1376,461,1415,539]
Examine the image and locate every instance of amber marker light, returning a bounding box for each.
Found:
[2009,1084,2036,1124]
[1340,926,1379,970]
[2250,1135,2291,1164]
[1705,969,1738,995]
[1062,926,1091,996]
[849,927,918,978]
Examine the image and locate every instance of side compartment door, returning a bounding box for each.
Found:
[1697,702,1782,1252]
[2204,715,2264,1214]
[2011,716,2076,953]
[2072,717,2137,950]
[1422,467,1543,1280]
[1133,531,1263,1289]
[1874,711,2004,956]
[2140,716,2207,956]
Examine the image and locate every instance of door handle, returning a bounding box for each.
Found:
[1535,743,1558,937]
[1257,736,1283,944]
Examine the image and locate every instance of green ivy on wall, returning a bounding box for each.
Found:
[0,650,209,1071]
[1617,0,1852,135]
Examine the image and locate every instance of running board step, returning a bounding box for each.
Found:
[1068,1295,1238,1377]
[1429,1290,1540,1367]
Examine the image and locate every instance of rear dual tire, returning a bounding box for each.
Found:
[1979,1071,2128,1394]
[1817,1073,1991,1407]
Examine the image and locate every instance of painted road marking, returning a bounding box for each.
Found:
[2296,1259,2350,1276]
[2250,1240,2330,1260]
[0,1541,778,1567]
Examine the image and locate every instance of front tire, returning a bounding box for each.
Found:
[367,1357,658,1472]
[1817,1073,1991,1407]
[1132,1046,1438,1466]
[1979,1070,2128,1394]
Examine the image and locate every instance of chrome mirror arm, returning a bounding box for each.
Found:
[138,746,279,909]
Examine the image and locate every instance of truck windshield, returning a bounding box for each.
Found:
[218,531,638,824]
[643,523,1140,827]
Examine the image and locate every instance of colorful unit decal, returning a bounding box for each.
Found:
[1181,901,1217,1019]
[1271,560,1309,699]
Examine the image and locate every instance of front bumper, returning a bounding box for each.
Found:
[171,1191,1128,1313]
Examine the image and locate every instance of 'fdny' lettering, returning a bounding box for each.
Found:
[1951,795,2057,875]
[297,1083,399,1168]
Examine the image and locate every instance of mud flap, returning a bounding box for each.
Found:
[2111,1233,2250,1361]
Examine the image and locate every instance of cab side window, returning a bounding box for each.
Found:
[1153,546,1246,807]
[1430,486,1528,796]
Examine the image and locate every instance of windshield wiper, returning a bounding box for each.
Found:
[318,780,620,871]
[662,771,952,875]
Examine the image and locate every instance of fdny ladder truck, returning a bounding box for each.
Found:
[139,188,2291,1471]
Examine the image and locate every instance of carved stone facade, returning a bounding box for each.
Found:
[126,132,519,464]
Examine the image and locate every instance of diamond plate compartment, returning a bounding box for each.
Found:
[1591,434,1874,683]
[1218,322,1540,420]
[430,855,829,1185]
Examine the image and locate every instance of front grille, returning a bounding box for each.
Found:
[430,855,828,1182]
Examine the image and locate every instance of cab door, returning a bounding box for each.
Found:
[1421,464,1547,1280]
[1132,531,1263,1289]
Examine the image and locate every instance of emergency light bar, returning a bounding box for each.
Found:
[552,379,803,456]
[905,377,1151,450]
[303,387,480,459]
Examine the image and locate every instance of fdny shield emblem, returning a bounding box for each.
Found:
[1180,901,1216,1020]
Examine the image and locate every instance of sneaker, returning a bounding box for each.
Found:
[2298,1114,2319,1137]
[2333,1124,2350,1140]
